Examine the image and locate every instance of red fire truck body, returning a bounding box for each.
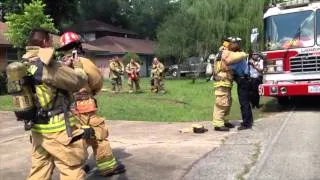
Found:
[259,0,320,104]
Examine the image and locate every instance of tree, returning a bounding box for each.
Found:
[76,0,128,27]
[122,52,142,65]
[156,11,194,63]
[2,0,79,29]
[44,0,79,28]
[156,0,271,60]
[118,0,179,39]
[4,0,58,49]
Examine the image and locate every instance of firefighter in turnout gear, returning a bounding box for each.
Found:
[126,58,141,93]
[58,32,126,177]
[212,38,248,131]
[10,29,89,180]
[150,57,165,93]
[225,37,253,130]
[109,57,124,93]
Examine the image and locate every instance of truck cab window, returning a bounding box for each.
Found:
[264,10,314,50]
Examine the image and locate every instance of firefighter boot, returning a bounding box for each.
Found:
[214,126,230,131]
[100,163,126,177]
[224,122,235,128]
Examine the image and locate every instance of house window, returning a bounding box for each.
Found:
[83,33,96,42]
[6,47,18,62]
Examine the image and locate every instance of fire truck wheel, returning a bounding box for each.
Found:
[277,96,291,106]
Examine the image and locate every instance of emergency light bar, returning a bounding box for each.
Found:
[278,0,310,9]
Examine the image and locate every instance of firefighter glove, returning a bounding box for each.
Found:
[81,125,95,140]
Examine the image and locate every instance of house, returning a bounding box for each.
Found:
[51,33,113,78]
[64,20,137,41]
[1,20,157,78]
[64,19,156,77]
[88,36,155,77]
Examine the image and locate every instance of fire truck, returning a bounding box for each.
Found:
[259,0,320,105]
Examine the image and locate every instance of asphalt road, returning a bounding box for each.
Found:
[184,98,320,180]
[249,106,320,180]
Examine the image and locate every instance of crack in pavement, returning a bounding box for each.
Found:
[178,147,218,180]
[236,142,262,180]
[0,134,28,144]
[111,140,224,147]
[179,134,233,180]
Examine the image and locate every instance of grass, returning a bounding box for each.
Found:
[0,78,275,122]
[0,94,15,111]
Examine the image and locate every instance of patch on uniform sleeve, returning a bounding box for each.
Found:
[28,60,44,84]
[28,64,38,75]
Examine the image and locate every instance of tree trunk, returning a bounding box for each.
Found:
[17,48,24,60]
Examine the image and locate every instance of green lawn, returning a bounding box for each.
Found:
[0,94,15,111]
[0,78,276,122]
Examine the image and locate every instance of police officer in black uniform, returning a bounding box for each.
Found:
[227,37,253,130]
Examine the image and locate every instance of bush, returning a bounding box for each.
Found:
[0,72,8,95]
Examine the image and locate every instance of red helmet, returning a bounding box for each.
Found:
[58,32,81,51]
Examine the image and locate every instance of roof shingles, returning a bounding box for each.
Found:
[65,20,136,35]
[89,36,155,54]
[1,21,154,54]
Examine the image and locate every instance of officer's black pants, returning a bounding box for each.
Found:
[236,77,253,127]
[249,76,262,108]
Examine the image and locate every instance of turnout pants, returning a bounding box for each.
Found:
[28,130,87,180]
[212,87,232,127]
[111,77,122,92]
[236,77,253,127]
[128,78,140,92]
[76,113,117,173]
[151,77,164,93]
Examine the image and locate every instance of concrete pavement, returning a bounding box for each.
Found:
[2,101,319,180]
[184,102,320,180]
[249,107,320,180]
[0,111,232,180]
